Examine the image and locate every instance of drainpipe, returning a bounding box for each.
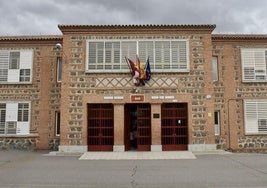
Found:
[227,98,243,151]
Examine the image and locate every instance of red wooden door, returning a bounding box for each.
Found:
[87,104,114,151]
[161,103,188,151]
[136,104,151,151]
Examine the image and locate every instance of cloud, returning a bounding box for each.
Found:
[0,0,267,35]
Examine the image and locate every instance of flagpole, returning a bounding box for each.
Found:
[125,57,132,75]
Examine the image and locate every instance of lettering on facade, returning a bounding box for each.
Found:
[131,95,144,102]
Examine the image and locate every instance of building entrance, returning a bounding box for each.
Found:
[124,103,151,151]
[161,103,188,150]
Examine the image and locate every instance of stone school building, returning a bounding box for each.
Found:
[0,24,267,152]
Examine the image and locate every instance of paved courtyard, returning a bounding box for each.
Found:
[0,150,267,188]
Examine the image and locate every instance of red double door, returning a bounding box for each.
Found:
[161,103,188,151]
[87,104,114,151]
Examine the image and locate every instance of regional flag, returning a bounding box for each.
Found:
[137,56,146,80]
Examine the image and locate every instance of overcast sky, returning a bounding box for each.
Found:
[1,0,267,36]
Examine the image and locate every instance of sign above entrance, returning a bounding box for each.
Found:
[131,95,144,102]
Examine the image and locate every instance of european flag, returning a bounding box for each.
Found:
[145,57,151,81]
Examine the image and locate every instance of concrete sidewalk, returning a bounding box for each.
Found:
[79,151,197,160]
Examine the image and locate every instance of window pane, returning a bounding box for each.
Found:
[55,112,60,136]
[57,58,62,82]
[9,52,20,69]
[214,111,220,135]
[20,69,31,82]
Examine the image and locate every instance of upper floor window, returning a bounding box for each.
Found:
[241,48,267,82]
[244,100,267,135]
[57,57,62,82]
[212,56,218,81]
[0,49,33,84]
[86,39,189,73]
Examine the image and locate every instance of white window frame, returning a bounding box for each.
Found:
[241,48,267,82]
[244,99,267,135]
[85,39,189,73]
[0,101,31,135]
[0,49,33,84]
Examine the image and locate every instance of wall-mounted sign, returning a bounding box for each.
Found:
[103,96,124,100]
[153,113,160,119]
[131,95,144,102]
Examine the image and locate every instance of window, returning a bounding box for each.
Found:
[241,48,267,82]
[18,103,29,122]
[0,102,30,135]
[55,112,60,136]
[214,111,220,135]
[57,57,62,82]
[0,104,6,134]
[244,100,267,134]
[212,56,218,81]
[86,39,189,73]
[0,50,33,83]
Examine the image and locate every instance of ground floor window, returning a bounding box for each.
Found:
[0,102,30,135]
[55,112,60,136]
[214,111,220,135]
[244,100,267,134]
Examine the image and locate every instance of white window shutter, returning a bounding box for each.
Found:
[171,41,188,70]
[6,103,18,121]
[17,122,30,135]
[242,48,267,81]
[8,69,20,82]
[88,42,104,69]
[138,41,154,67]
[0,51,9,82]
[121,41,137,69]
[242,49,255,81]
[155,41,170,69]
[245,101,258,134]
[19,50,33,69]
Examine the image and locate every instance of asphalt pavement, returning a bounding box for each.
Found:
[0,150,266,188]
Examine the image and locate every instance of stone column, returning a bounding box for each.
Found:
[113,104,125,151]
[151,104,162,151]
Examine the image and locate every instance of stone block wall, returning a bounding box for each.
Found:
[0,137,37,150]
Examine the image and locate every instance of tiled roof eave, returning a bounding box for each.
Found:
[212,34,267,41]
[0,35,63,41]
[58,24,216,33]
